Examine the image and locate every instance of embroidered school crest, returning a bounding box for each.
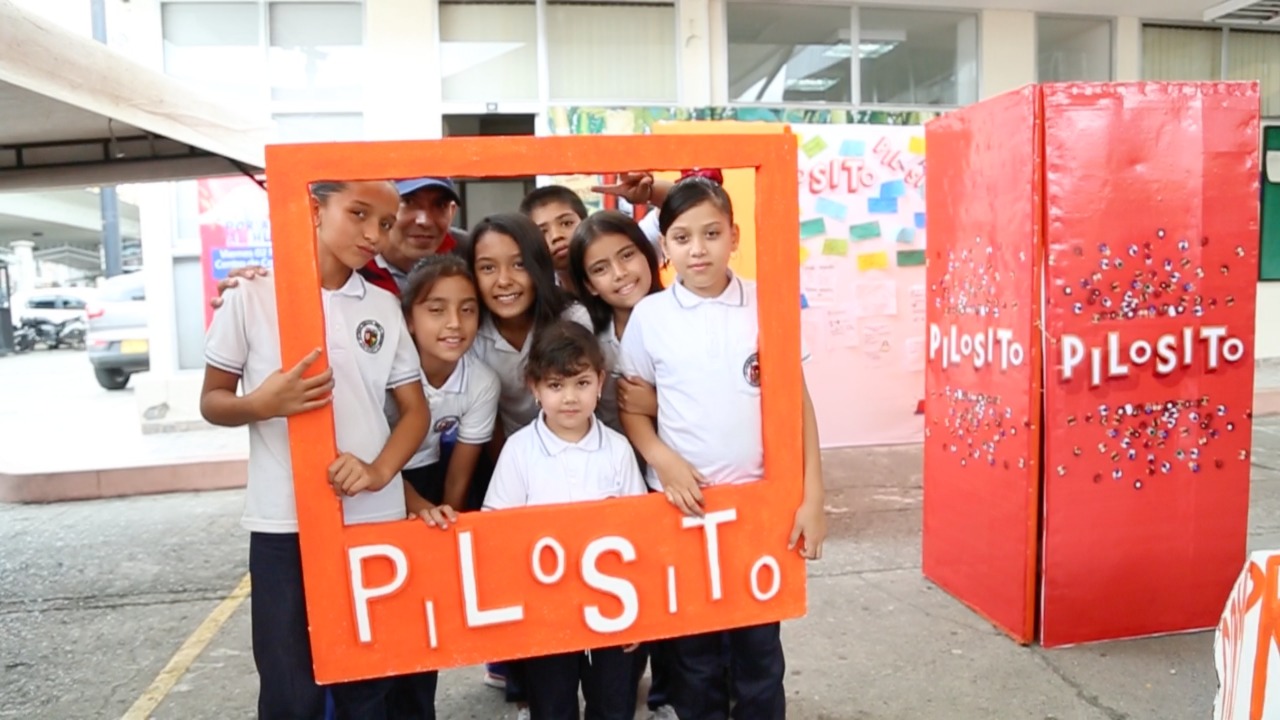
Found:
[743,352,761,388]
[434,415,460,436]
[356,320,384,353]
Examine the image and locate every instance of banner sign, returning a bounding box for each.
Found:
[1039,82,1260,646]
[793,123,928,447]
[921,87,1043,643]
[1216,550,1280,720]
[198,177,273,329]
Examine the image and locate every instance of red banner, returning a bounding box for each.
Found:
[198,177,272,329]
[922,86,1043,643]
[1040,83,1260,646]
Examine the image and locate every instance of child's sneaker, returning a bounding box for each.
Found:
[483,670,507,690]
[649,705,679,720]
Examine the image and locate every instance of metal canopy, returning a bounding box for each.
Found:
[1205,0,1280,24]
[0,2,269,192]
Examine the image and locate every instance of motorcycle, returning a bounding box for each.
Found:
[16,317,81,350]
[12,322,36,353]
[57,318,86,350]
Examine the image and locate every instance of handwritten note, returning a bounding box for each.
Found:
[802,135,828,158]
[853,280,897,317]
[868,197,899,215]
[850,221,882,241]
[909,284,927,324]
[904,336,926,370]
[860,321,892,364]
[909,136,926,155]
[822,238,849,257]
[838,139,866,157]
[857,251,890,272]
[827,309,857,349]
[815,196,848,222]
[896,249,926,267]
[800,218,826,239]
[800,262,838,307]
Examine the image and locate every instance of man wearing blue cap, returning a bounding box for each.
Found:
[360,177,470,295]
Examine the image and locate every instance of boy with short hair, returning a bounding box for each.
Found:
[519,185,589,293]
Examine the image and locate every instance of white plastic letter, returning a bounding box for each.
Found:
[1061,335,1084,381]
[1200,326,1228,370]
[531,537,566,585]
[1106,332,1130,378]
[1155,334,1178,375]
[682,509,738,601]
[348,544,408,644]
[1129,340,1152,366]
[751,556,782,602]
[666,565,678,615]
[929,323,941,360]
[1224,337,1245,363]
[458,530,524,627]
[581,536,639,634]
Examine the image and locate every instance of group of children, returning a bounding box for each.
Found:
[201,171,827,720]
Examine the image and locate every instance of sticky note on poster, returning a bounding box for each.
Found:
[799,245,810,265]
[839,139,866,157]
[800,218,825,239]
[857,251,890,272]
[879,180,906,198]
[802,135,828,158]
[853,280,898,317]
[822,238,848,257]
[914,212,926,229]
[909,136,926,155]
[850,221,881,241]
[868,197,899,215]
[815,197,848,222]
[896,227,917,244]
[896,249,926,267]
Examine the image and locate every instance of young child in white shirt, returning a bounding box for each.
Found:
[618,176,827,720]
[483,320,646,720]
[200,180,431,719]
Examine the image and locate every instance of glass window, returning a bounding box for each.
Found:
[727,3,853,104]
[1227,29,1280,117]
[547,2,677,102]
[273,113,365,143]
[27,298,57,310]
[859,8,978,106]
[440,1,538,102]
[1142,26,1223,81]
[1037,16,1112,82]
[161,2,265,101]
[268,2,365,104]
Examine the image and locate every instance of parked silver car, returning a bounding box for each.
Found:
[86,272,149,390]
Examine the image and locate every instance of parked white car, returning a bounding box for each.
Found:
[12,287,97,326]
[86,273,149,390]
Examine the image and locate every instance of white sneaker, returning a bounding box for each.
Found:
[516,708,532,720]
[649,705,679,720]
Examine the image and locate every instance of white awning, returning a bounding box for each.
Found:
[0,2,269,192]
[1205,0,1280,23]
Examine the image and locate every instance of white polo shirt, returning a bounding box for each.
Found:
[394,354,501,470]
[468,303,593,438]
[205,272,421,532]
[596,319,624,433]
[617,274,809,488]
[482,414,646,510]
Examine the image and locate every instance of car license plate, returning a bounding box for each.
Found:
[121,340,148,354]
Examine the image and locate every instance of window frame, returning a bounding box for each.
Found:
[1034,13,1116,84]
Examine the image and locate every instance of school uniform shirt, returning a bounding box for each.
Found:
[392,354,501,470]
[468,303,593,438]
[596,319,624,433]
[617,273,809,489]
[205,272,421,532]
[482,414,647,510]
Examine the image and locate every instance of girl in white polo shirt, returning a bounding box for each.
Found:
[617,177,828,720]
[483,320,647,720]
[201,180,431,720]
[395,254,501,513]
[459,212,592,699]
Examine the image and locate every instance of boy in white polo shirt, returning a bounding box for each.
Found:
[618,176,827,720]
[483,320,646,720]
[201,180,431,720]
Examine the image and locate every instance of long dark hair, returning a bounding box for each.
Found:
[462,212,569,332]
[658,175,735,236]
[402,254,475,315]
[568,211,663,335]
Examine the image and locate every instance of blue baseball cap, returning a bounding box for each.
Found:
[395,177,460,204]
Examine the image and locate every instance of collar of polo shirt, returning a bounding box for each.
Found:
[533,412,604,455]
[431,354,469,395]
[672,272,746,309]
[329,271,368,299]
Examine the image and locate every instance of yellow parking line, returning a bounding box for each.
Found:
[121,573,252,720]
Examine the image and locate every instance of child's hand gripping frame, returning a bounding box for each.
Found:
[265,133,806,683]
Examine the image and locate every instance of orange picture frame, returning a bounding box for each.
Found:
[264,133,806,683]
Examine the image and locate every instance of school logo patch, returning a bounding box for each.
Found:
[743,352,761,388]
[356,320,384,353]
[434,415,460,435]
